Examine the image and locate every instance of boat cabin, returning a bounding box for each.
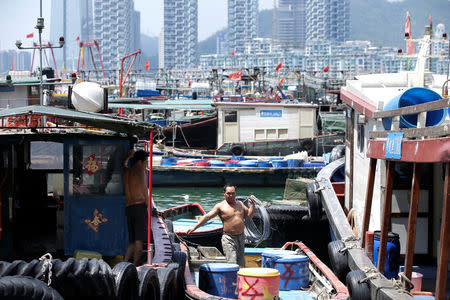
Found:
[215,102,317,147]
[0,105,155,260]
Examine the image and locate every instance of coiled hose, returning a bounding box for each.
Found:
[237,195,271,245]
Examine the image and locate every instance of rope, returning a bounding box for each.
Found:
[39,253,53,286]
[176,125,191,148]
[238,195,271,245]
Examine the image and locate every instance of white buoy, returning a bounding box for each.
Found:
[183,194,189,201]
[71,81,104,112]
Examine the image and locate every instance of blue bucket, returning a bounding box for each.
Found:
[271,160,288,168]
[257,160,271,168]
[199,263,239,298]
[239,160,258,168]
[287,159,301,168]
[231,156,245,161]
[161,157,177,166]
[373,231,400,279]
[261,250,296,268]
[210,160,225,167]
[382,87,445,130]
[274,254,309,290]
[302,162,326,168]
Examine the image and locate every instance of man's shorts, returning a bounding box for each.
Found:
[221,232,245,267]
[125,203,148,243]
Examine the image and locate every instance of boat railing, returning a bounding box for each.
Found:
[317,158,415,300]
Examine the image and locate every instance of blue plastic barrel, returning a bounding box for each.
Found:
[199,263,240,298]
[239,160,258,167]
[210,160,226,167]
[274,254,309,290]
[271,160,288,168]
[269,157,283,162]
[373,231,400,279]
[161,157,177,166]
[382,87,445,130]
[302,162,326,168]
[231,156,245,161]
[261,250,296,268]
[287,159,301,168]
[257,160,271,168]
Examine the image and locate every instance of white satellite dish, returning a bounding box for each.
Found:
[71,82,104,113]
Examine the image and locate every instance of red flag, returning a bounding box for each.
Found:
[76,36,80,41]
[26,33,34,38]
[232,49,235,56]
[428,14,432,24]
[323,64,329,72]
[10,57,13,71]
[144,59,150,70]
[275,62,282,72]
[278,77,284,87]
[405,12,415,55]
[187,75,191,87]
[229,70,242,81]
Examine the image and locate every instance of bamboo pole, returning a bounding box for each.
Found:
[361,158,377,247]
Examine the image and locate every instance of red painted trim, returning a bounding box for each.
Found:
[340,88,377,119]
[282,242,349,299]
[367,137,450,162]
[161,203,206,215]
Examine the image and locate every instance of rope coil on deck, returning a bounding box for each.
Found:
[39,253,53,286]
[238,195,271,245]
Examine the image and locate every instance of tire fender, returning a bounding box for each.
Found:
[306,182,322,222]
[328,240,350,282]
[0,275,64,300]
[157,267,177,300]
[346,270,370,300]
[137,266,160,300]
[113,262,139,300]
[230,144,244,156]
[330,145,345,162]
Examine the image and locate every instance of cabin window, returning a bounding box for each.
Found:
[69,144,126,196]
[30,142,63,169]
[224,111,237,123]
[267,129,277,139]
[254,129,265,140]
[357,124,365,153]
[278,129,288,139]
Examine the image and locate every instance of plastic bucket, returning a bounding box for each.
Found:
[287,159,301,168]
[194,161,210,167]
[238,268,280,300]
[302,162,326,168]
[161,157,177,166]
[177,160,194,166]
[210,160,225,167]
[239,160,258,168]
[274,254,309,290]
[271,160,288,168]
[382,87,445,130]
[257,160,271,168]
[199,263,239,298]
[224,160,240,167]
[373,231,400,279]
[231,156,245,161]
[261,250,296,268]
[244,248,276,267]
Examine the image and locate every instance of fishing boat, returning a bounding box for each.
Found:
[180,240,349,299]
[307,23,450,299]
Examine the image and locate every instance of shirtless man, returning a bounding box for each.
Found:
[187,183,255,266]
[122,149,149,265]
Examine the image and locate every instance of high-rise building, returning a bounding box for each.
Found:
[163,0,198,69]
[275,0,306,49]
[93,0,140,71]
[306,0,350,43]
[228,0,258,55]
[216,31,228,55]
[50,0,94,71]
[159,29,165,69]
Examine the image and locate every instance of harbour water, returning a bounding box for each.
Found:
[152,186,285,211]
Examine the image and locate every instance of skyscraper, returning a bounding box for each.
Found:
[306,0,350,43]
[228,0,258,55]
[50,0,93,71]
[163,0,198,69]
[275,0,306,49]
[93,0,140,71]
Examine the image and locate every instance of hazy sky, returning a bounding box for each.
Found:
[0,0,274,50]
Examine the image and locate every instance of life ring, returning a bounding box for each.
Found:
[346,270,370,300]
[328,240,350,282]
[230,144,244,156]
[306,182,322,222]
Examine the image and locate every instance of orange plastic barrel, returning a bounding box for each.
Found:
[237,268,279,300]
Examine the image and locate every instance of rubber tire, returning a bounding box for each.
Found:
[328,240,350,282]
[0,275,64,300]
[330,145,345,162]
[306,182,322,222]
[267,205,307,222]
[165,219,174,233]
[230,145,244,156]
[346,270,370,300]
[302,139,314,154]
[113,262,139,300]
[157,267,177,300]
[137,267,160,300]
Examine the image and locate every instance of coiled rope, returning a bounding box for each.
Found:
[237,195,271,245]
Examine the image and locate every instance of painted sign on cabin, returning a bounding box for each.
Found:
[260,110,282,117]
[385,132,404,159]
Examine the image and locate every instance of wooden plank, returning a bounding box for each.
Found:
[367,137,450,163]
[436,163,450,299]
[403,163,422,283]
[378,161,395,272]
[361,158,377,247]
[369,124,449,139]
[372,98,450,119]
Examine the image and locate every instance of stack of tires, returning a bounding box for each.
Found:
[0,254,187,300]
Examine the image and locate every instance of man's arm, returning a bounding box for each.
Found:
[246,196,255,219]
[123,149,134,170]
[187,204,220,234]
